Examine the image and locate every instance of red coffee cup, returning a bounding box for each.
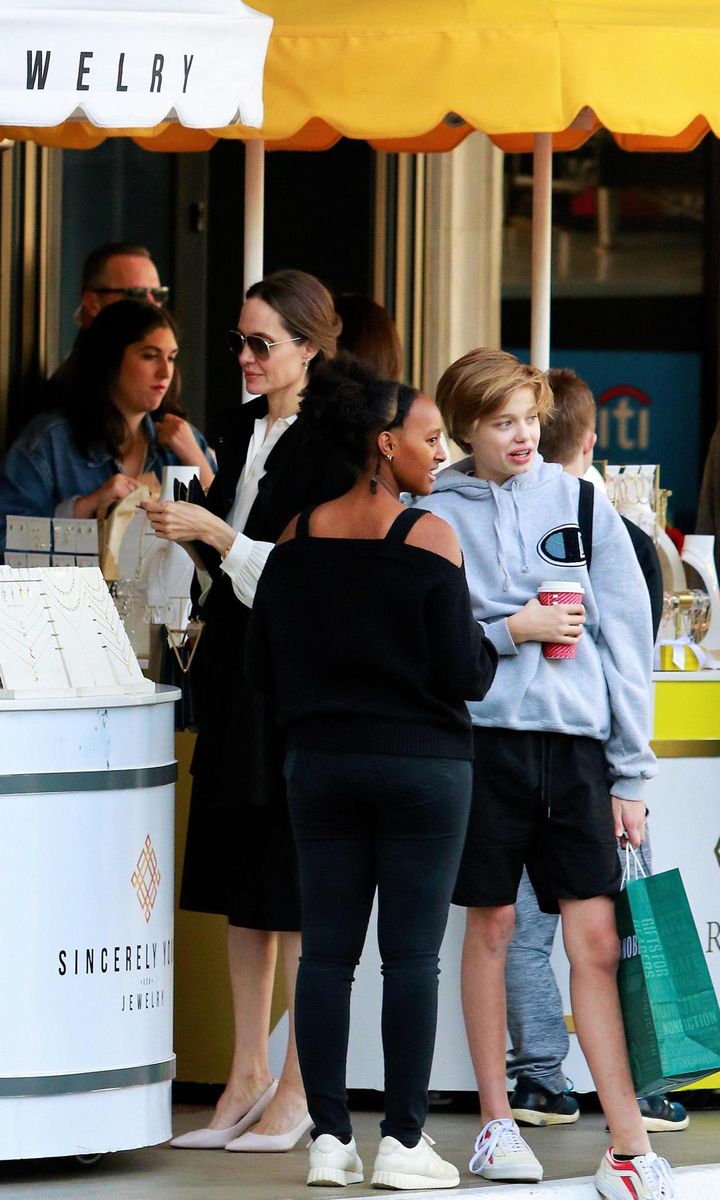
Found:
[538,581,585,660]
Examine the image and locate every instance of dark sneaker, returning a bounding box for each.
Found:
[637,1094,689,1133]
[509,1076,580,1127]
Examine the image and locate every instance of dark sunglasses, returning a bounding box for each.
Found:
[91,286,170,305]
[226,330,302,361]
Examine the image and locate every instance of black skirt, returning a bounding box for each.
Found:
[179,780,300,931]
[179,599,300,931]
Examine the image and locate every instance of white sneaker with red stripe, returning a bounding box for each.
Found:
[595,1148,676,1198]
[468,1117,543,1182]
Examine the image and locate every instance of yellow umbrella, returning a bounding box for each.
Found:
[3,0,720,359]
[4,0,720,152]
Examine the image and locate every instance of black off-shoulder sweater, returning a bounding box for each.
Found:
[246,523,498,761]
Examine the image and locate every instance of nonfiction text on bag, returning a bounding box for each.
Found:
[26,50,195,94]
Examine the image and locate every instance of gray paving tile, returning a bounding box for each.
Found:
[0,1108,718,1199]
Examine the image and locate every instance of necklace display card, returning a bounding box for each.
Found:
[0,566,153,697]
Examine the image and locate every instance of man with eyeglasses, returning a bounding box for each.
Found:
[77,241,168,327]
[43,242,169,409]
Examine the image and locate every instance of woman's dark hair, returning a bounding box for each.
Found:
[335,293,403,380]
[246,269,340,368]
[66,300,181,458]
[299,354,419,481]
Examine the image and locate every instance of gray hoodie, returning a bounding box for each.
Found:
[414,456,656,802]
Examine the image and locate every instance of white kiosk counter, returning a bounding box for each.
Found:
[0,686,178,1160]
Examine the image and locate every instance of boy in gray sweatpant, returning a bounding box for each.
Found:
[505,368,688,1135]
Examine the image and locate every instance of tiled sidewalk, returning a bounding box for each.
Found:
[1,1108,718,1199]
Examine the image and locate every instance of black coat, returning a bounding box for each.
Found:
[189,395,350,805]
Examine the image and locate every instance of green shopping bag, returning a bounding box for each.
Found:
[615,852,720,1096]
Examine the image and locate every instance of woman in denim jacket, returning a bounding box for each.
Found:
[0,300,214,555]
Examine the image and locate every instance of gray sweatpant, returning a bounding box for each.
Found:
[505,835,652,1093]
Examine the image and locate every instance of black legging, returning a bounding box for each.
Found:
[285,747,472,1147]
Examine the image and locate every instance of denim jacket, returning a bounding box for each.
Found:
[0,409,215,555]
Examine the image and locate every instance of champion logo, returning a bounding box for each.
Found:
[537,523,587,568]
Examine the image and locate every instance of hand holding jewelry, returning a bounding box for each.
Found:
[141,500,234,555]
[75,473,143,521]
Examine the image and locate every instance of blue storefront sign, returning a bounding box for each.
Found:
[512,349,701,527]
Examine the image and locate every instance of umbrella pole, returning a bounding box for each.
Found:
[244,139,265,292]
[530,132,552,370]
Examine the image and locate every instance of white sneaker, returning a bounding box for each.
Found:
[468,1117,543,1182]
[307,1134,364,1186]
[371,1133,459,1190]
[595,1148,676,1199]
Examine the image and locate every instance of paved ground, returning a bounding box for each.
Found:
[1,1104,719,1198]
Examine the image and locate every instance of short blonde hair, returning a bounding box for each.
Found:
[436,348,553,453]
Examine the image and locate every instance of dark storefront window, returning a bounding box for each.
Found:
[502,134,708,530]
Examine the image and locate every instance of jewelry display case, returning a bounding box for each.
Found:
[0,562,179,1159]
[0,686,179,1160]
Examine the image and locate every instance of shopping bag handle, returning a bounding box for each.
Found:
[620,844,647,890]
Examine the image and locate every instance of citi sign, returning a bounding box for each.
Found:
[596,385,651,452]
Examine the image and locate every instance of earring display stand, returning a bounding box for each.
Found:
[0,566,152,698]
[4,515,99,568]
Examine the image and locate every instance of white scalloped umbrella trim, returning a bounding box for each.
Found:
[0,0,272,129]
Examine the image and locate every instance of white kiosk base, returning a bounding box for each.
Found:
[0,687,178,1160]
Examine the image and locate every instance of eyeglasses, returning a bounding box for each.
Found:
[91,286,170,305]
[226,330,302,361]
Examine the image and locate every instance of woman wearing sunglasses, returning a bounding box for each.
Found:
[0,299,214,554]
[143,269,349,1153]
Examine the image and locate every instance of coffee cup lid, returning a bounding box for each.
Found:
[538,581,585,593]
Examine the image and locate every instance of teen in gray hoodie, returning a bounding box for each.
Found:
[419,451,655,802]
[414,349,673,1200]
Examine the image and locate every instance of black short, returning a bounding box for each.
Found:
[453,727,622,915]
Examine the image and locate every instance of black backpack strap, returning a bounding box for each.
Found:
[294,507,315,539]
[577,478,594,570]
[385,507,429,543]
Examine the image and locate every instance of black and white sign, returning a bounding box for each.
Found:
[0,0,272,128]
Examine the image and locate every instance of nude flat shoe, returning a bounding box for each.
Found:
[224,1111,313,1152]
[170,1078,278,1149]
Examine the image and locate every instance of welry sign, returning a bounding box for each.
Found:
[0,1,273,129]
[27,49,196,96]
